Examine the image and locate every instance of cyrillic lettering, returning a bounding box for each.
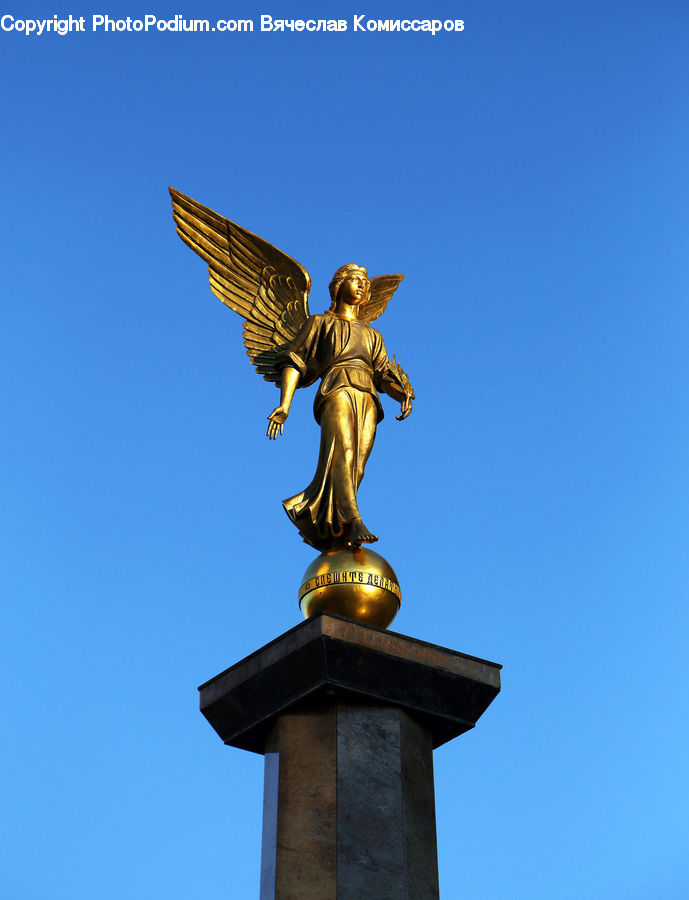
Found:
[455,20,465,31]
[353,14,365,31]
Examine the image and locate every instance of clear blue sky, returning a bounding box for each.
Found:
[2,2,688,897]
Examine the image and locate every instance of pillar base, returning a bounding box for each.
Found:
[198,614,501,899]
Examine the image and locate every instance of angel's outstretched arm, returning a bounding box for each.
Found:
[267,366,300,439]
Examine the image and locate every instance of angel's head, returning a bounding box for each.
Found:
[328,264,370,311]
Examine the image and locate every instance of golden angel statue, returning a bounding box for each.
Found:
[170,188,414,554]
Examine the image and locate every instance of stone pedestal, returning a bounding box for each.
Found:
[199,614,501,899]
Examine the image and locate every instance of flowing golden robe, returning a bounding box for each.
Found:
[280,312,399,550]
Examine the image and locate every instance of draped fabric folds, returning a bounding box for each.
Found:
[279,312,393,550]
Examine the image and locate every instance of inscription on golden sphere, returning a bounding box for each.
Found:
[298,547,401,629]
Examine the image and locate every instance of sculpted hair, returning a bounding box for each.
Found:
[328,264,369,310]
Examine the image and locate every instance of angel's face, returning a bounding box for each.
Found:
[339,275,367,306]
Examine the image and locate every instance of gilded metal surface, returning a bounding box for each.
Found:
[170,189,414,559]
[299,548,401,629]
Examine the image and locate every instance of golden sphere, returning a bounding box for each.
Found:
[298,547,401,629]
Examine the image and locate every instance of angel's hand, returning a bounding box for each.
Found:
[396,396,413,421]
[267,407,289,439]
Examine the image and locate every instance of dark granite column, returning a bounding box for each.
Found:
[260,709,338,897]
[199,613,501,899]
[260,705,438,899]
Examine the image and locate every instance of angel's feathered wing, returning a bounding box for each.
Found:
[358,274,404,325]
[170,187,311,383]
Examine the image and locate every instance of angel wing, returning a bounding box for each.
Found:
[169,187,311,383]
[358,274,404,325]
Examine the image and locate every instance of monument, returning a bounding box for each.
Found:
[170,187,501,898]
